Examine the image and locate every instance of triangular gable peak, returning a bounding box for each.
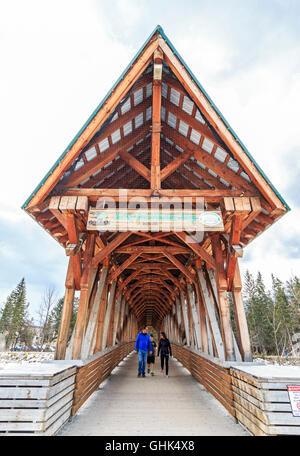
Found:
[23,25,289,250]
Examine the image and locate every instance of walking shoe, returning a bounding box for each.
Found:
[166,375,169,378]
[137,373,141,377]
[142,372,145,377]
[147,368,150,374]
[151,372,154,376]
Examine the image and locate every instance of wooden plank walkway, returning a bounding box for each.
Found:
[59,352,250,436]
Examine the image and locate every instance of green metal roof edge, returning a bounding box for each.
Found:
[22,24,290,213]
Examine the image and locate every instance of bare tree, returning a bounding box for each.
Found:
[38,286,57,348]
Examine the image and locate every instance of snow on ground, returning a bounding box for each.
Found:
[0,351,55,363]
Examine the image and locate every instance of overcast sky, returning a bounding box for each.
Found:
[0,0,299,321]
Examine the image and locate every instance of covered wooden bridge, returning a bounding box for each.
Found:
[22,25,290,428]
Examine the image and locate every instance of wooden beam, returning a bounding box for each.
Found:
[160,149,194,181]
[242,196,262,230]
[102,281,117,350]
[94,277,109,353]
[197,269,224,359]
[151,48,163,191]
[162,249,196,283]
[115,245,190,255]
[119,150,151,182]
[72,234,96,359]
[49,196,67,230]
[64,213,81,290]
[232,261,252,362]
[66,124,150,188]
[211,236,235,361]
[227,214,244,291]
[63,188,258,200]
[174,231,216,269]
[92,232,131,267]
[55,258,75,360]
[109,252,141,282]
[81,267,108,358]
[163,125,257,193]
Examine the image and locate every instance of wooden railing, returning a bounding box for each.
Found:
[72,341,134,415]
[172,343,235,416]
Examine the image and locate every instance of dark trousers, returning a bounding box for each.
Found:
[160,354,169,375]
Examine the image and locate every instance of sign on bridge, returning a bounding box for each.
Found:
[86,208,224,232]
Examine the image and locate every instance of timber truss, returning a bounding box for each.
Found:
[23,26,289,362]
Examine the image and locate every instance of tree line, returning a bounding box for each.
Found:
[240,271,300,356]
[0,278,78,349]
[0,272,300,355]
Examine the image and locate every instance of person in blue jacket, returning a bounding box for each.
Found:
[135,326,152,378]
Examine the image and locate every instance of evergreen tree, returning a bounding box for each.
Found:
[0,278,29,347]
[270,275,298,355]
[244,271,273,355]
[285,276,300,333]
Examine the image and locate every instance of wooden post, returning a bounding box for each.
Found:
[211,236,235,361]
[175,297,182,342]
[194,271,209,354]
[104,281,118,349]
[187,282,202,351]
[197,269,225,360]
[72,234,96,359]
[112,293,122,345]
[123,313,128,342]
[120,302,128,342]
[94,277,109,353]
[232,262,252,361]
[101,281,117,350]
[180,290,190,346]
[81,266,108,358]
[169,313,173,341]
[151,48,163,191]
[118,297,126,342]
[186,287,194,346]
[55,258,75,360]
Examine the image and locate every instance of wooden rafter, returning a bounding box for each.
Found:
[150,47,163,191]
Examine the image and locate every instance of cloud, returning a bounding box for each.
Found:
[0,210,68,320]
[0,0,299,321]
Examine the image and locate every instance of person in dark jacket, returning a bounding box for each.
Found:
[157,332,172,378]
[135,326,152,378]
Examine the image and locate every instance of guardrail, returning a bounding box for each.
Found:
[172,343,235,416]
[172,343,300,436]
[72,341,134,415]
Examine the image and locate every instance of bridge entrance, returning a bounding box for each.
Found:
[21,25,290,436]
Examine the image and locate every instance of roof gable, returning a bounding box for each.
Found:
[22,25,289,251]
[23,25,289,214]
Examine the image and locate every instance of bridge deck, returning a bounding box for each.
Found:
[59,352,249,436]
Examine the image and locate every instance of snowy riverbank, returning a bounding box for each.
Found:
[0,351,55,363]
